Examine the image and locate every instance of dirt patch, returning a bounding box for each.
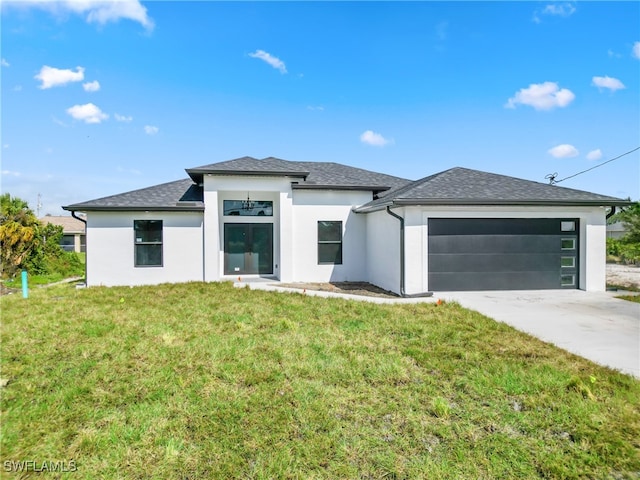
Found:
[281,266,640,297]
[276,281,400,298]
[0,283,19,297]
[606,263,640,291]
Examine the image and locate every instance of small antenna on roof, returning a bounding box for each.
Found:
[544,172,558,185]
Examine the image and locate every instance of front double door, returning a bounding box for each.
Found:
[224,223,273,275]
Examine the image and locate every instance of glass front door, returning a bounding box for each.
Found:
[224,224,273,275]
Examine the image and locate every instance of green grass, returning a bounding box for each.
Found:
[2,282,639,479]
[3,272,70,288]
[616,294,640,303]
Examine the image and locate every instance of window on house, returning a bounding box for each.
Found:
[223,200,273,216]
[134,220,163,267]
[318,221,342,265]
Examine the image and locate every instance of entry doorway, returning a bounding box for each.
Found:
[224,223,273,275]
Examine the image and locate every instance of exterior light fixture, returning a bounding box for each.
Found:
[241,192,254,211]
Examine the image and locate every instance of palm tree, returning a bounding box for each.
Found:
[0,194,39,277]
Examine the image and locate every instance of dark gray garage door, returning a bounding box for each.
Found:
[428,218,579,291]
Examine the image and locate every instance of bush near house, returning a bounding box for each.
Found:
[607,202,640,264]
[0,193,83,280]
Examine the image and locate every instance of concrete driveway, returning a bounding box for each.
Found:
[438,290,640,378]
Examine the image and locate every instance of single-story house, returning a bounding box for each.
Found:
[40,214,86,253]
[63,156,629,294]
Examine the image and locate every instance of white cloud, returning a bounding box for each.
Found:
[592,75,625,92]
[542,3,576,17]
[83,80,100,92]
[586,149,603,161]
[1,170,21,177]
[115,113,133,122]
[607,49,621,59]
[66,103,108,124]
[548,144,579,158]
[51,116,68,127]
[249,50,287,74]
[505,82,575,110]
[12,0,154,31]
[633,41,640,60]
[360,130,393,147]
[1,58,9,67]
[144,125,159,135]
[35,65,84,89]
[306,105,325,111]
[3,144,9,149]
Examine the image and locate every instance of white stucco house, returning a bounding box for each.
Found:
[63,156,629,294]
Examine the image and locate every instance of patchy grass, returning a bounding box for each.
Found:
[2,282,639,479]
[616,294,640,303]
[608,283,640,293]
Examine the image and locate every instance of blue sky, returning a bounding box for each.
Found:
[2,1,639,215]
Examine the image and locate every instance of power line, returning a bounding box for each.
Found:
[546,146,640,185]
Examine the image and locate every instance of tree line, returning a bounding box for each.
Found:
[607,202,640,264]
[0,193,83,279]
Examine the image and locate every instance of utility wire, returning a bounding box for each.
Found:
[546,146,640,185]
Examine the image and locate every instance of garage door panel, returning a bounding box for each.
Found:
[429,235,560,254]
[427,218,579,291]
[429,253,561,273]
[428,218,562,236]
[429,271,562,291]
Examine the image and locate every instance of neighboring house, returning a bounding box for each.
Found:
[63,156,629,294]
[40,215,86,253]
[606,221,627,240]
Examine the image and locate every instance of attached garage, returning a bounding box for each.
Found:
[355,167,630,295]
[428,218,579,291]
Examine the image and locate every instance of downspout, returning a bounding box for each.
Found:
[202,206,206,282]
[386,206,406,297]
[70,211,87,285]
[385,206,433,298]
[606,206,616,220]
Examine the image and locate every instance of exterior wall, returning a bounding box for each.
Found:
[86,211,203,287]
[388,205,608,294]
[365,208,401,295]
[202,175,294,281]
[291,190,370,282]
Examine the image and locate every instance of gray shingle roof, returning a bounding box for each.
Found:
[63,179,204,212]
[64,162,628,213]
[187,156,410,193]
[186,156,310,180]
[355,167,629,212]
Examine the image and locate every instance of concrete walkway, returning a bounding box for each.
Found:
[237,280,639,378]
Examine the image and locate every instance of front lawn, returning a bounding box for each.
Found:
[2,282,639,479]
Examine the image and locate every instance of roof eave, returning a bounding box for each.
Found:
[293,184,389,192]
[390,198,633,207]
[354,197,631,213]
[186,168,309,183]
[63,205,205,213]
